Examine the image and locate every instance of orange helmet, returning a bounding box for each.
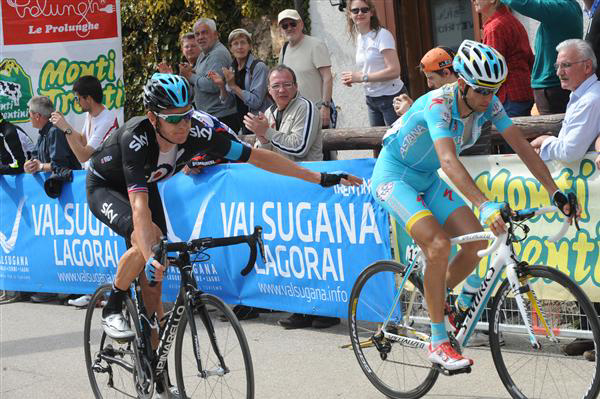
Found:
[419,47,455,72]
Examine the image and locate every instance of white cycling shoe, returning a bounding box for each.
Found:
[101,313,135,340]
[428,341,473,371]
[157,385,188,399]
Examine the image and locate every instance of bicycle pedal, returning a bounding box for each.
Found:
[432,364,472,376]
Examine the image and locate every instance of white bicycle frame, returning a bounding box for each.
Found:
[382,206,589,350]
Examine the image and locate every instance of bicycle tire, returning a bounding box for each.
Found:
[84,284,150,398]
[348,260,438,399]
[489,265,600,399]
[174,293,254,398]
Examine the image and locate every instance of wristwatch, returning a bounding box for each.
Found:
[64,127,73,135]
[317,100,331,109]
[362,72,369,83]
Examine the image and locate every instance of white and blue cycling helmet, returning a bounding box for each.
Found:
[452,40,507,90]
[143,73,193,111]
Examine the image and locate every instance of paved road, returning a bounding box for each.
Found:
[0,301,523,399]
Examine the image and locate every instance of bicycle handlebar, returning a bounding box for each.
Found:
[151,226,266,277]
[476,206,571,258]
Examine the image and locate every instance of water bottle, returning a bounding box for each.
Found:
[456,274,481,313]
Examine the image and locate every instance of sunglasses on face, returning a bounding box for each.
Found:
[155,109,193,124]
[280,21,297,30]
[471,86,497,96]
[350,7,370,14]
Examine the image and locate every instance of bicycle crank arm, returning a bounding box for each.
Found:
[98,353,134,374]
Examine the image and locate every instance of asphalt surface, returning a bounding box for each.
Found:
[0,300,527,399]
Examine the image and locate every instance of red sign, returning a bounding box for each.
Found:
[2,0,118,45]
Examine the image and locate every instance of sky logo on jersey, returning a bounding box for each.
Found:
[0,197,26,254]
[189,125,213,141]
[129,133,148,152]
[100,202,118,224]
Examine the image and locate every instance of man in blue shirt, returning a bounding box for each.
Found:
[531,39,600,161]
[372,40,573,371]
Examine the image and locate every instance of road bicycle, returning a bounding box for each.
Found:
[348,204,600,399]
[84,226,265,399]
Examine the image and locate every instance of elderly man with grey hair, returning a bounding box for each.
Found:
[24,96,80,175]
[180,18,240,132]
[531,39,600,163]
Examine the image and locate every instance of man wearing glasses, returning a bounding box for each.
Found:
[243,65,323,162]
[530,39,600,162]
[277,9,333,129]
[371,40,568,371]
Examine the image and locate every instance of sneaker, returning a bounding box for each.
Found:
[312,316,341,329]
[561,338,594,356]
[68,294,91,308]
[30,292,58,303]
[101,313,135,340]
[584,349,596,362]
[278,313,314,329]
[428,342,473,371]
[157,386,187,399]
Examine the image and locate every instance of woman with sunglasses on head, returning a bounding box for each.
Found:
[208,28,272,135]
[85,73,362,396]
[370,40,571,373]
[341,0,405,127]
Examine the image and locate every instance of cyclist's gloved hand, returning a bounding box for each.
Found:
[320,171,349,187]
[145,257,164,284]
[552,190,580,229]
[478,201,506,227]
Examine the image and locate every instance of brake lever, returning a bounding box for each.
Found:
[568,192,580,231]
[255,226,266,263]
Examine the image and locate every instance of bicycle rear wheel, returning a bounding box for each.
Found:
[174,293,254,398]
[348,260,438,399]
[84,284,150,398]
[489,265,600,399]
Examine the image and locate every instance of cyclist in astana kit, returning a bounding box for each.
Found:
[86,73,361,395]
[371,40,575,371]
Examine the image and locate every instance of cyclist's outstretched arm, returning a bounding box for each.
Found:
[502,125,560,196]
[247,147,363,186]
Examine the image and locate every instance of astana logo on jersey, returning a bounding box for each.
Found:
[0,196,26,253]
[400,126,427,159]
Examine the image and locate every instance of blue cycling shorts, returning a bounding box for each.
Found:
[371,149,467,234]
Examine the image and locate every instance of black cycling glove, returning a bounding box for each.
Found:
[320,171,348,187]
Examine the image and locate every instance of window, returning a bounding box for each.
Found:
[430,0,474,50]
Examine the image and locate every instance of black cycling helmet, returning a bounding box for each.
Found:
[143,73,193,112]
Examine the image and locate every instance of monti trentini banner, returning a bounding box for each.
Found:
[393,153,600,302]
[0,0,124,134]
[0,159,391,318]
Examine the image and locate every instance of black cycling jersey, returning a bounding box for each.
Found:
[88,111,252,194]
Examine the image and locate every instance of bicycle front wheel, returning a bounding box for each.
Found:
[84,284,149,398]
[174,293,254,398]
[348,260,438,399]
[489,265,600,399]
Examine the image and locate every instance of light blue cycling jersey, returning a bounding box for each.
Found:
[380,82,513,173]
[371,83,513,233]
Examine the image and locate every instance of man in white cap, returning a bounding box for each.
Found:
[277,9,333,129]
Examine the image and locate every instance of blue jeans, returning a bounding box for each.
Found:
[502,99,533,117]
[366,88,405,127]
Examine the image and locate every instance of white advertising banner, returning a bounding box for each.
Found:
[393,153,600,302]
[0,0,124,139]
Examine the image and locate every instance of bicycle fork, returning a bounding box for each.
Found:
[185,291,229,378]
[505,262,556,348]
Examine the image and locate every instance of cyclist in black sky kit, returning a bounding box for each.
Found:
[85,73,361,397]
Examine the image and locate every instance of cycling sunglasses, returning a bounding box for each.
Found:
[470,85,498,96]
[155,109,194,124]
